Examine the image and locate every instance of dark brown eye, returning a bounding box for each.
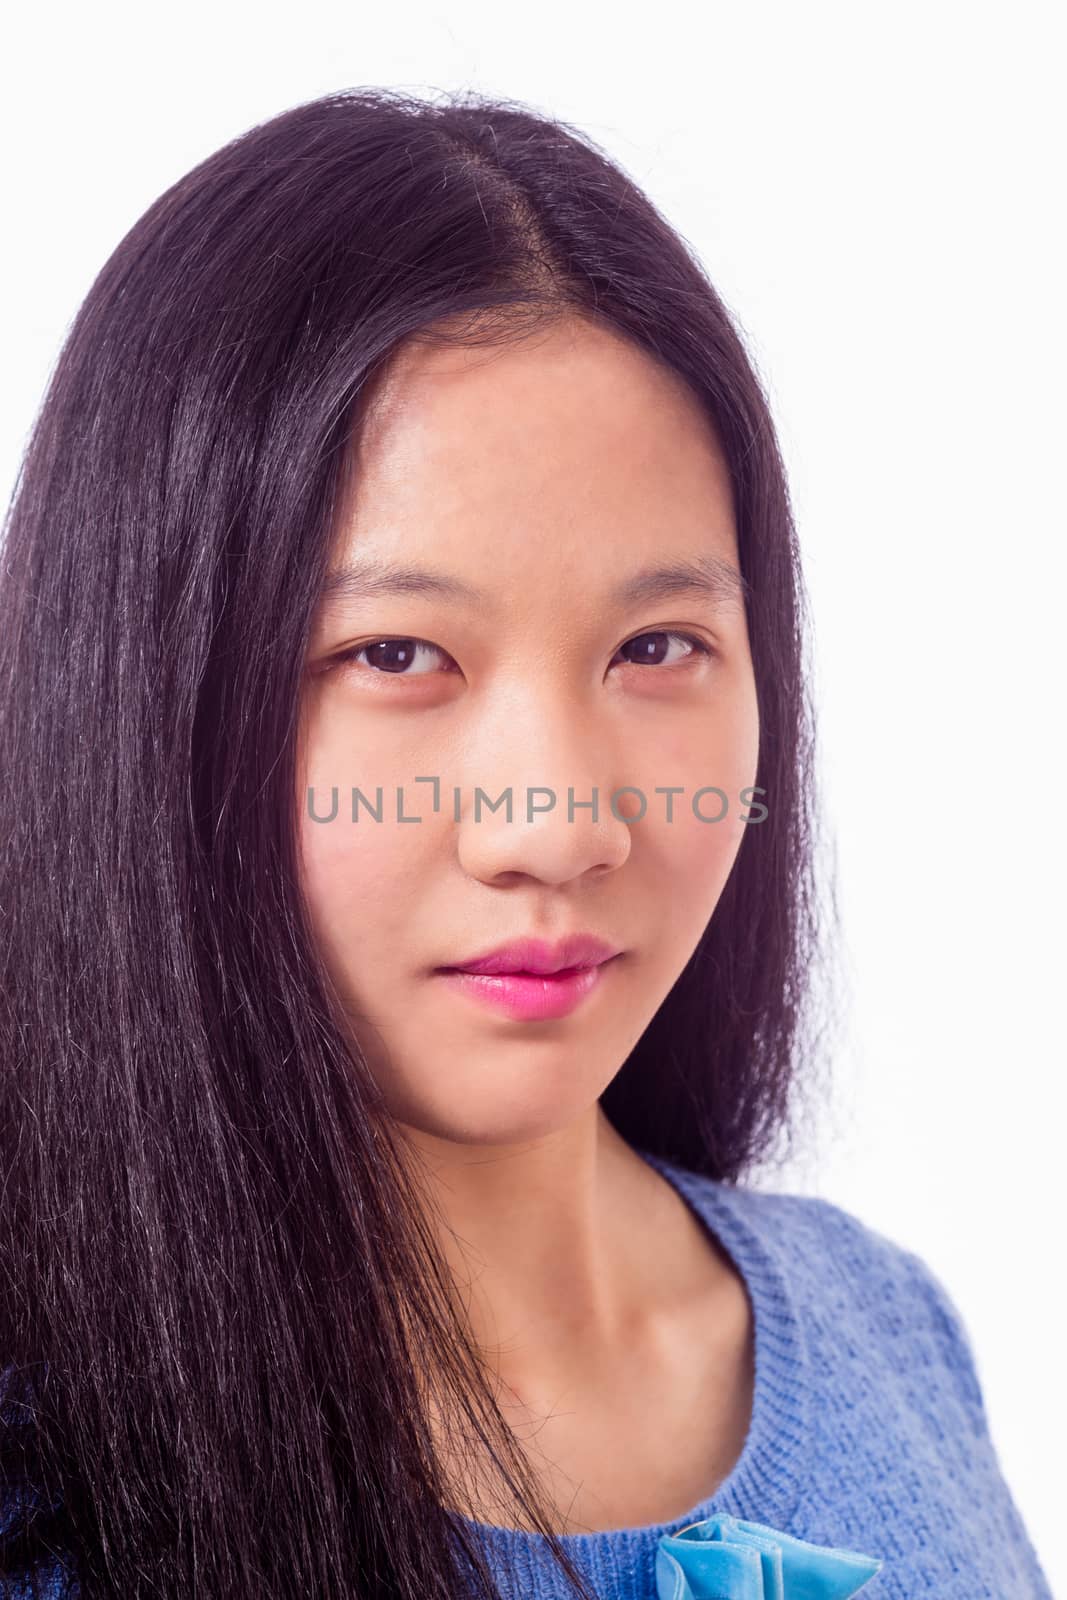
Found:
[336,638,453,676]
[615,630,712,668]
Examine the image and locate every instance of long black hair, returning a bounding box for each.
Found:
[0,87,836,1598]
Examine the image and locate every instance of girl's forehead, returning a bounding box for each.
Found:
[332,343,734,576]
[352,315,721,475]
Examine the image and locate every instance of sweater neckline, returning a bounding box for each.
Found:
[450,1146,814,1587]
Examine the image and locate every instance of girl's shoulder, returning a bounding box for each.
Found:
[721,1176,966,1317]
[0,1367,76,1598]
[648,1152,991,1435]
[722,1177,979,1354]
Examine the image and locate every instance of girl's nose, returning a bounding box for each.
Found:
[454,772,634,889]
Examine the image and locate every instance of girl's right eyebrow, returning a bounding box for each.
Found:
[320,558,483,607]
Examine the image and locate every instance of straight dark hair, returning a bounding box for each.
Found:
[0,87,835,1599]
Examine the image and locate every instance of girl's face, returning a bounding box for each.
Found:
[296,315,759,1146]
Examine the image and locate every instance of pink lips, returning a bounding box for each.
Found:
[435,935,622,1021]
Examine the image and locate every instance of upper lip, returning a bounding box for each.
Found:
[439,935,622,976]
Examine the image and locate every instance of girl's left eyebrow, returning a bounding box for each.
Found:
[613,555,749,610]
[320,553,749,611]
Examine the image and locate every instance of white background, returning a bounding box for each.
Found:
[3,1,1063,1591]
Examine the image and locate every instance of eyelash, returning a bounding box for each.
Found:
[331,630,715,680]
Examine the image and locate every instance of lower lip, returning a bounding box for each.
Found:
[434,959,617,1021]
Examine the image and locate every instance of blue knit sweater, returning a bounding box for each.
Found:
[448,1147,1052,1599]
[1,1148,1052,1598]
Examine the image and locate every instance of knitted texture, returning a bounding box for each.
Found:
[449,1147,1052,1599]
[1,1148,1052,1598]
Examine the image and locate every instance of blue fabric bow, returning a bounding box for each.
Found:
[655,1513,882,1599]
